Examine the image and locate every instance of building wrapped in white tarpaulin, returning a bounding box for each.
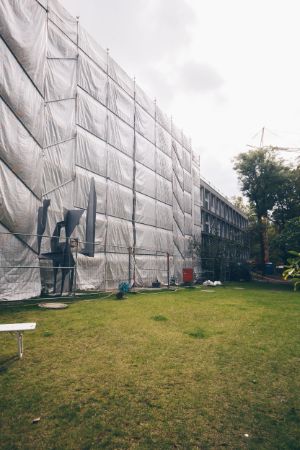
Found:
[0,0,202,300]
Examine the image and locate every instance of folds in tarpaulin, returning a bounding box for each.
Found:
[0,0,201,300]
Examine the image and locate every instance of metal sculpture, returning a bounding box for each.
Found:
[38,178,97,294]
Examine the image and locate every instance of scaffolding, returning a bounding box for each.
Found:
[0,0,201,300]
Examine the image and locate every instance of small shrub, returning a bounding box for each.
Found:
[116,291,124,300]
[43,331,53,337]
[283,251,300,291]
[151,315,168,322]
[230,262,252,281]
[187,328,206,339]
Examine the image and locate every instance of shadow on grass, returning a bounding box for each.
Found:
[0,354,19,373]
[0,292,115,314]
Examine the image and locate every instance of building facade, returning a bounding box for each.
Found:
[0,0,201,300]
[0,0,249,300]
[200,178,249,262]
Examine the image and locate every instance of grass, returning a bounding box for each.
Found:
[0,282,299,450]
[151,315,168,322]
[186,327,206,339]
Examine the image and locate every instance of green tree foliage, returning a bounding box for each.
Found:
[231,196,250,215]
[272,166,300,230]
[233,148,285,264]
[283,251,300,291]
[234,150,300,267]
[271,217,300,262]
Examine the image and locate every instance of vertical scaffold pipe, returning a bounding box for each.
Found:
[128,246,132,286]
[167,253,170,289]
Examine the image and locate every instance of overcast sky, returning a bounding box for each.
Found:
[61,0,300,198]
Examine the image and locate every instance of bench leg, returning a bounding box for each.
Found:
[16,332,23,359]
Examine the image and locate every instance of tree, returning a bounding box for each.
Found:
[233,148,286,264]
[231,196,250,215]
[272,166,300,230]
[271,217,300,262]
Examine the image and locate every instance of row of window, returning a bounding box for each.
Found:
[201,212,247,244]
[200,186,247,229]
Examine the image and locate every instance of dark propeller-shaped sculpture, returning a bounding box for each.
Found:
[38,178,97,294]
[37,199,50,254]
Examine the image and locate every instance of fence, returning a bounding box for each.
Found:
[199,257,232,282]
[0,232,181,301]
[0,231,243,301]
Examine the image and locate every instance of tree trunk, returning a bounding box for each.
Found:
[258,216,269,267]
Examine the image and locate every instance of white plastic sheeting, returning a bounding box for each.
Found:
[0,99,43,197]
[43,138,75,194]
[77,90,107,141]
[0,161,40,245]
[48,0,77,43]
[47,20,77,59]
[0,224,41,301]
[0,38,44,145]
[45,59,77,101]
[78,26,107,72]
[78,53,107,105]
[0,0,46,94]
[0,0,202,300]
[45,99,76,147]
[135,134,156,170]
[76,128,107,177]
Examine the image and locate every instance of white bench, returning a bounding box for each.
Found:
[0,323,36,359]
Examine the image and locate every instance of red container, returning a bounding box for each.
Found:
[182,268,193,283]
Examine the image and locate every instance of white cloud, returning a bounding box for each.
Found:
[60,0,300,196]
[178,61,224,93]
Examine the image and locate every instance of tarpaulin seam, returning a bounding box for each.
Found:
[77,123,164,181]
[44,136,75,150]
[156,116,171,136]
[74,163,106,182]
[78,85,165,150]
[77,47,107,80]
[0,36,44,99]
[48,6,77,44]
[135,99,155,120]
[76,123,107,146]
[172,142,184,168]
[42,177,74,196]
[0,220,39,255]
[35,0,47,11]
[77,121,133,168]
[45,97,76,104]
[131,220,172,233]
[0,94,42,149]
[173,214,185,237]
[172,190,185,215]
[47,57,77,60]
[108,55,134,98]
[0,155,41,201]
[77,45,135,102]
[48,16,77,47]
[78,85,132,129]
[172,164,185,191]
[75,159,172,208]
[173,241,185,260]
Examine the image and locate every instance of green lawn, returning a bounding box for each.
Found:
[0,283,299,450]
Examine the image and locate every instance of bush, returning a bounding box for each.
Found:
[283,251,300,291]
[229,262,252,281]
